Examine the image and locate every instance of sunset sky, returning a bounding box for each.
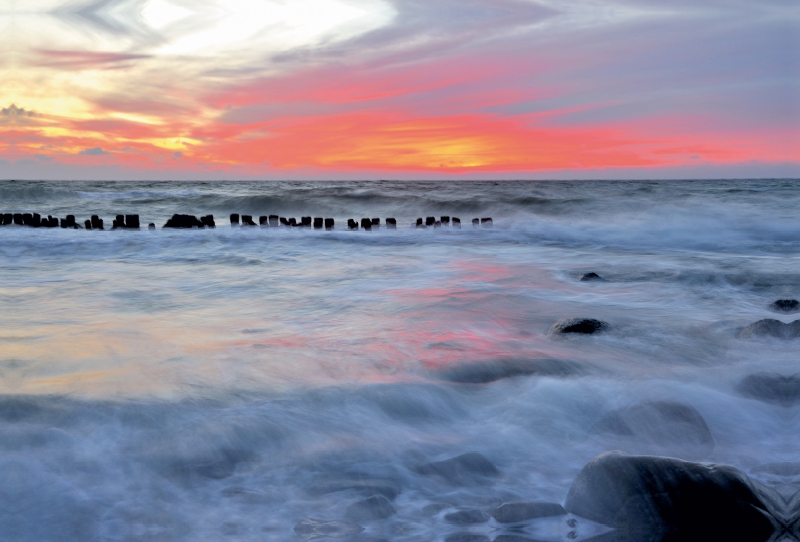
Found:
[1,0,798,179]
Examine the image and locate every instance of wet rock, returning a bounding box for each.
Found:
[288,217,298,226]
[578,272,603,282]
[549,318,607,335]
[739,318,800,339]
[113,214,125,229]
[84,219,92,229]
[434,358,585,384]
[771,300,799,313]
[452,217,461,228]
[737,373,800,407]
[386,218,397,228]
[307,477,400,500]
[414,452,500,484]
[444,509,490,524]
[416,218,424,228]
[230,213,240,225]
[441,216,450,224]
[259,215,268,226]
[313,217,323,229]
[491,501,565,523]
[201,215,215,228]
[294,518,364,540]
[564,451,778,542]
[280,217,289,226]
[445,535,489,542]
[348,219,358,230]
[91,215,104,230]
[481,217,492,227]
[163,214,204,228]
[302,216,312,227]
[371,218,380,227]
[426,216,436,226]
[361,218,372,230]
[325,218,334,229]
[241,215,256,226]
[346,495,397,521]
[591,401,714,448]
[13,213,23,225]
[125,214,140,229]
[2,213,11,225]
[22,212,33,226]
[434,220,442,228]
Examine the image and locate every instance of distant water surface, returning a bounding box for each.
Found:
[0,179,798,540]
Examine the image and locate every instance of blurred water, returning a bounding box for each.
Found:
[0,179,799,540]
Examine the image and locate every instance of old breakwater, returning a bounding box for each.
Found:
[0,212,494,230]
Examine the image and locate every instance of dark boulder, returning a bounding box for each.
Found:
[294,519,364,540]
[416,218,424,228]
[371,218,380,227]
[737,373,800,407]
[491,501,565,523]
[348,219,358,230]
[579,272,604,282]
[345,495,397,521]
[386,218,396,228]
[549,318,607,335]
[31,213,41,227]
[2,213,11,225]
[22,213,33,226]
[434,358,585,384]
[302,216,312,227]
[739,319,800,339]
[313,217,323,229]
[772,300,800,313]
[307,477,400,500]
[288,217,297,226]
[259,215,268,226]
[230,213,240,225]
[125,214,140,229]
[91,215,103,230]
[426,216,436,226]
[241,215,256,226]
[280,217,289,226]
[564,451,778,542]
[444,509,490,524]
[414,452,500,485]
[44,215,58,228]
[163,214,204,229]
[481,217,492,227]
[441,216,450,224]
[84,219,92,230]
[201,215,215,228]
[148,223,155,229]
[325,218,334,229]
[13,213,23,225]
[591,401,714,449]
[361,218,372,230]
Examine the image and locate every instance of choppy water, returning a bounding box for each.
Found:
[1,179,799,541]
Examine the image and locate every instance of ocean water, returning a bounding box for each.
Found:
[0,179,799,540]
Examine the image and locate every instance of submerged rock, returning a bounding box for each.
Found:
[739,319,800,339]
[307,477,400,500]
[578,272,604,282]
[591,401,714,449]
[564,451,778,542]
[491,501,565,523]
[549,318,607,335]
[771,299,800,313]
[345,495,396,521]
[414,452,499,485]
[434,358,585,384]
[294,518,364,540]
[444,509,490,524]
[737,373,800,407]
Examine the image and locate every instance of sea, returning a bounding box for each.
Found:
[0,179,798,541]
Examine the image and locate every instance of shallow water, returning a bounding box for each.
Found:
[1,179,799,540]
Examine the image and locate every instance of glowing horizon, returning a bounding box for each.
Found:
[1,0,798,179]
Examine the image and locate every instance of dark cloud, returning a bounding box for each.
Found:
[79,147,110,155]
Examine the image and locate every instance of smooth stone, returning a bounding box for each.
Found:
[578,272,603,281]
[737,373,800,407]
[346,495,397,521]
[294,518,364,540]
[591,401,714,448]
[434,358,585,384]
[564,451,777,542]
[491,501,566,523]
[444,509,490,524]
[549,318,607,335]
[739,319,800,339]
[307,478,400,500]
[772,299,800,313]
[414,452,500,484]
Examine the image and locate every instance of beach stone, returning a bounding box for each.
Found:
[578,272,603,282]
[434,358,585,384]
[294,518,364,540]
[307,477,400,500]
[414,452,499,484]
[740,319,800,339]
[737,373,800,407]
[549,318,607,335]
[564,451,777,542]
[280,217,289,226]
[491,501,565,523]
[591,401,714,448]
[444,509,490,524]
[772,299,800,313]
[148,223,155,229]
[345,495,396,521]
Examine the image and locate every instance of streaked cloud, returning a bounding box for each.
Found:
[0,0,797,177]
